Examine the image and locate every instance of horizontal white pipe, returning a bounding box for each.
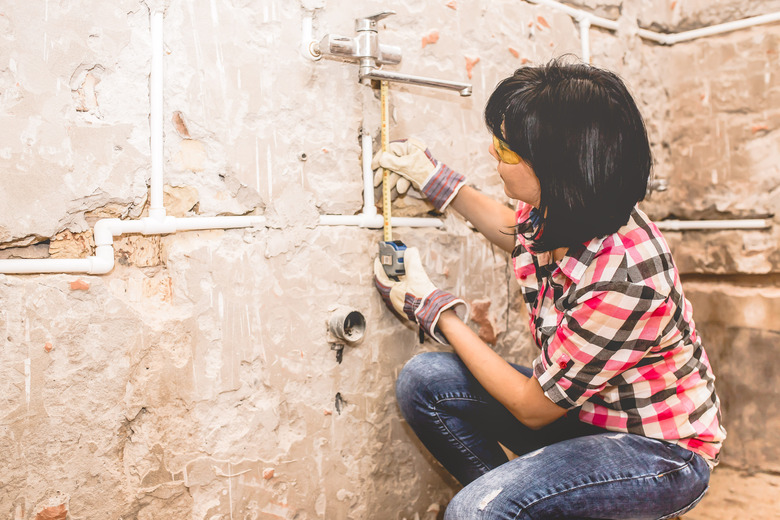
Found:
[635,28,669,45]
[318,214,443,228]
[665,11,780,44]
[526,0,780,45]
[656,219,771,231]
[0,257,102,275]
[173,216,266,231]
[0,212,444,274]
[526,0,617,30]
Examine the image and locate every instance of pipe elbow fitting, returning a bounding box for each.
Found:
[89,245,116,274]
[94,218,122,246]
[142,215,177,235]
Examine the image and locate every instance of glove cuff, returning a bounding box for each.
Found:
[421,163,466,212]
[405,289,468,345]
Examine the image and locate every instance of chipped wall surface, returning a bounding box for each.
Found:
[0,1,778,519]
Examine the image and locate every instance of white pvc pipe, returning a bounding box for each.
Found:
[526,0,780,46]
[664,11,780,44]
[301,11,321,61]
[172,216,266,231]
[0,257,105,275]
[361,130,377,218]
[527,0,617,30]
[318,214,442,228]
[149,10,165,220]
[636,28,668,45]
[579,18,591,63]
[655,219,771,231]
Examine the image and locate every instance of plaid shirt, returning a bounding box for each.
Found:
[513,202,726,465]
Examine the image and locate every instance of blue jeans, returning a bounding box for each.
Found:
[396,352,711,520]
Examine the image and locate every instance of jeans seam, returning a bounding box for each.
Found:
[432,395,494,475]
[657,484,708,519]
[516,456,700,519]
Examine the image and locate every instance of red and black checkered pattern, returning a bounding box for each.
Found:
[513,202,726,466]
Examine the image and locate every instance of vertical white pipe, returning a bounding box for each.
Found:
[149,10,166,220]
[579,18,591,64]
[361,130,377,218]
[301,11,321,61]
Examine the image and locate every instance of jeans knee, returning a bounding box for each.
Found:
[444,487,476,520]
[396,352,458,418]
[445,484,527,520]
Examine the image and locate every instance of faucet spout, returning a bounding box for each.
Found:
[359,67,472,96]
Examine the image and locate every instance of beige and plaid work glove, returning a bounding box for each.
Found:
[372,138,466,211]
[374,247,468,345]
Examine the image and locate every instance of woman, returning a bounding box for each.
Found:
[372,60,726,520]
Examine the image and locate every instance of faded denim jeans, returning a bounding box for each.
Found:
[396,352,711,520]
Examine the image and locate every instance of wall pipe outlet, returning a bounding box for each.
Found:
[328,307,366,344]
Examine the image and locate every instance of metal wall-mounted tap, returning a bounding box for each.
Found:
[306,11,472,96]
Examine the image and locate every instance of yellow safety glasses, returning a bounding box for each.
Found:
[492,135,522,165]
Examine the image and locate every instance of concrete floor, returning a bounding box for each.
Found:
[682,467,780,519]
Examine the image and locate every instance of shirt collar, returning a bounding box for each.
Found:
[515,201,627,285]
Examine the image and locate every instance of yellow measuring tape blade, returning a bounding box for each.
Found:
[381,80,392,242]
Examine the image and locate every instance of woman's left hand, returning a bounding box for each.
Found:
[373,247,468,344]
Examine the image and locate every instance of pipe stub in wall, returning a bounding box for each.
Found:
[329,307,366,344]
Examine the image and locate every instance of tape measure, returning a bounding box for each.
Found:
[379,80,406,278]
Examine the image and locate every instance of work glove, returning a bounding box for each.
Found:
[372,138,466,212]
[374,247,468,344]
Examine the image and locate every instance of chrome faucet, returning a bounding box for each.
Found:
[307,11,472,96]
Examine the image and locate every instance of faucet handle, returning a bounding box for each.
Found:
[356,11,396,31]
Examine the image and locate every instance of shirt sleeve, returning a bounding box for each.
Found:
[533,282,672,409]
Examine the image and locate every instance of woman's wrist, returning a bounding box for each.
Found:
[437,309,463,336]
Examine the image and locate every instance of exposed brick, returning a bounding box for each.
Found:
[49,230,94,259]
[34,504,67,520]
[115,235,162,268]
[69,279,90,291]
[163,185,199,217]
[422,29,440,49]
[470,298,497,345]
[465,56,480,79]
[172,111,191,138]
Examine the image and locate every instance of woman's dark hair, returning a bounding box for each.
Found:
[485,58,652,252]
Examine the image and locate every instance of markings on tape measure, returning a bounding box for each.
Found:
[381,80,392,242]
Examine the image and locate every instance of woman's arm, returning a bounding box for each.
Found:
[449,185,517,254]
[437,309,567,429]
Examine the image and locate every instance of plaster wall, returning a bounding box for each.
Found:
[0,1,777,519]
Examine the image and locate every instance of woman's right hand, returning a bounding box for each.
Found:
[372,138,466,212]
